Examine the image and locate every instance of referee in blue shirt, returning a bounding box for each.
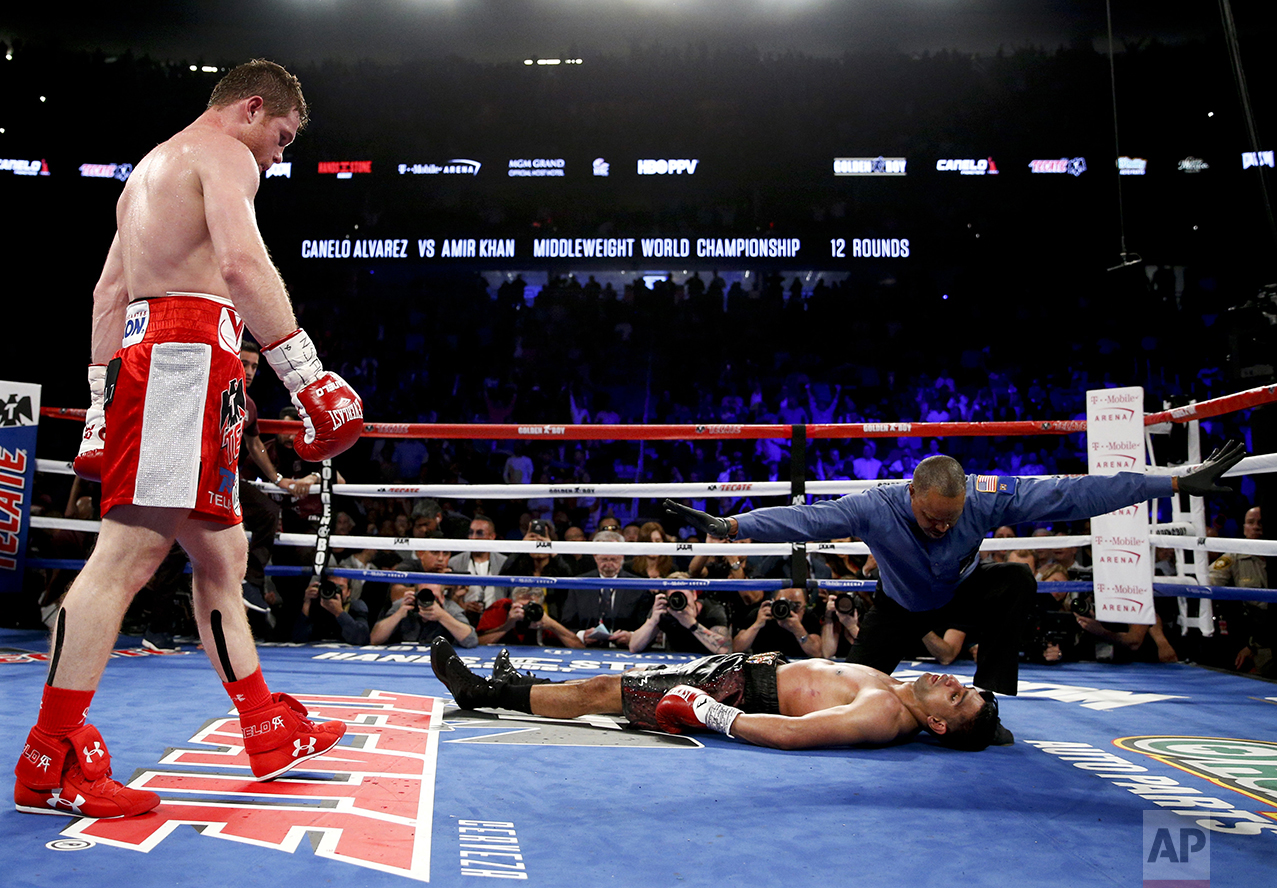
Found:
[667,443,1243,697]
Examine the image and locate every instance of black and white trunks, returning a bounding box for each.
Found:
[621,652,786,730]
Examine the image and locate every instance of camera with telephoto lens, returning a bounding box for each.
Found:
[516,601,544,628]
[416,589,440,613]
[834,592,859,615]
[770,598,793,620]
[318,578,342,600]
[1029,610,1076,664]
[666,590,689,611]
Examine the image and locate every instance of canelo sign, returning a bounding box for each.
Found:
[59,690,443,882]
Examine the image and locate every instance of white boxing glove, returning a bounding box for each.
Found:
[262,328,363,462]
[73,364,107,482]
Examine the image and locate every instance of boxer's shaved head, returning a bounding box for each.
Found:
[909,456,966,539]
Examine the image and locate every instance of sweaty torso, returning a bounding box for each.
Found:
[775,660,904,717]
[116,127,241,302]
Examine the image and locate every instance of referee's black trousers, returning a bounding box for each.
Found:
[846,561,1033,695]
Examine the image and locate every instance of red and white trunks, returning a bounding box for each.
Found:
[100,292,247,525]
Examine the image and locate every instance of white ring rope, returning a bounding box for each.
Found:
[247,479,894,499]
[35,451,1277,492]
[1142,535,1277,558]
[1145,453,1277,478]
[27,516,1277,558]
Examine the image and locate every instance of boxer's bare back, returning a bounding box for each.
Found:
[92,100,301,364]
[64,96,307,689]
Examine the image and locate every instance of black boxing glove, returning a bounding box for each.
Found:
[1177,440,1246,497]
[663,499,733,538]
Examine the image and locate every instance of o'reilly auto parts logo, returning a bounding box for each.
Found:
[1029,735,1277,839]
[1115,736,1277,811]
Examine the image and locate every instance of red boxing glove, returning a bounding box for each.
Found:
[73,364,107,482]
[654,685,742,737]
[263,329,364,461]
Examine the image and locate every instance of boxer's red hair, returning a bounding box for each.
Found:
[208,59,308,129]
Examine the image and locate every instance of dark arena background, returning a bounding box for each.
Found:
[2,2,1277,887]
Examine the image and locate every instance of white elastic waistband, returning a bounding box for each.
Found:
[160,291,235,307]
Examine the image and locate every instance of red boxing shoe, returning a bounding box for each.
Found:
[240,692,345,781]
[14,724,160,818]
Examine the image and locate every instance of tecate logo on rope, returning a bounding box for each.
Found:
[695,425,743,434]
[708,483,754,492]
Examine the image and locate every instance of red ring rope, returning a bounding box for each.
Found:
[39,381,1277,440]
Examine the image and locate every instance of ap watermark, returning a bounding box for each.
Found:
[1144,810,1210,886]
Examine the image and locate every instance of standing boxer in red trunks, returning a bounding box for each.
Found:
[14,60,363,819]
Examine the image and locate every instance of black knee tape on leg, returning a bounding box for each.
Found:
[46,608,67,687]
[211,609,236,682]
[494,683,533,714]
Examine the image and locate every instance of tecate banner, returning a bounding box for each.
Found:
[0,380,40,593]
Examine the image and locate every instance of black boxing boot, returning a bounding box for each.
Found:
[493,649,552,687]
[431,638,503,710]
